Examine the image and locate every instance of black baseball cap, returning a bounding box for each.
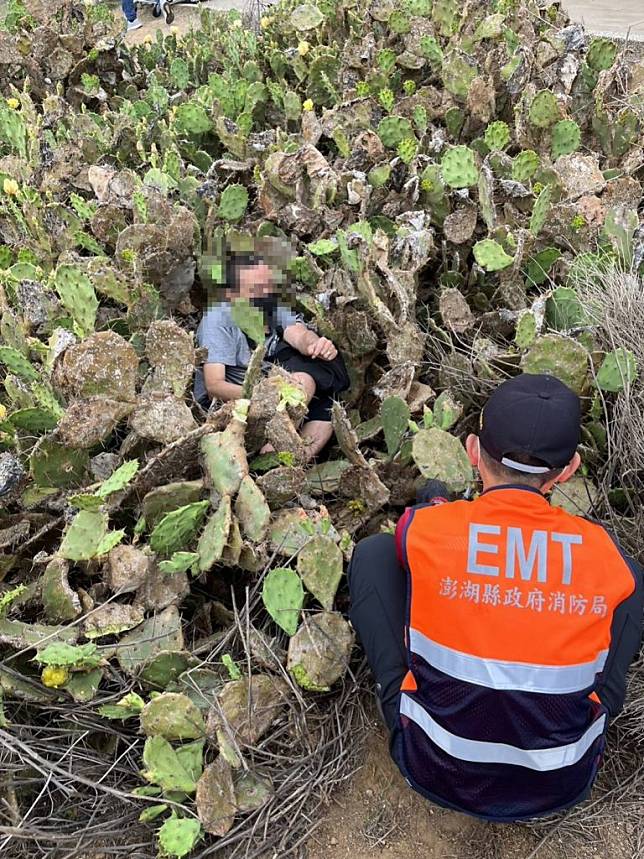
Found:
[479,374,581,474]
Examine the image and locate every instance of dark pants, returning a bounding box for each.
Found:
[348,533,407,731]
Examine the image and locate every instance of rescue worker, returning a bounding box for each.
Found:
[349,373,643,821]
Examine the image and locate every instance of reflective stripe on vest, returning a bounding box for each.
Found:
[400,694,607,772]
[409,627,609,694]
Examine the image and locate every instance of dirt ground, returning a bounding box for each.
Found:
[303,714,634,859]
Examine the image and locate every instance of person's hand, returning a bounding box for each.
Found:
[308,337,337,361]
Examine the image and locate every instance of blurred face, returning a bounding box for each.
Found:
[235,262,274,299]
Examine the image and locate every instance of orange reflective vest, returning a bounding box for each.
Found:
[394,486,640,820]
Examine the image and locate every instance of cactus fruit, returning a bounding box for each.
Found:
[521,334,589,394]
[262,567,305,636]
[197,496,232,572]
[140,692,205,740]
[218,184,249,222]
[596,348,638,393]
[200,406,249,496]
[484,121,510,151]
[511,150,540,183]
[377,116,414,149]
[473,238,514,271]
[397,137,417,164]
[551,120,581,159]
[586,38,618,72]
[287,612,354,691]
[529,184,552,237]
[234,476,270,543]
[296,536,343,611]
[412,427,473,492]
[528,90,559,128]
[380,396,410,457]
[149,501,210,558]
[440,146,478,188]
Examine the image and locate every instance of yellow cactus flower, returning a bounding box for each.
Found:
[170,26,179,35]
[3,179,19,197]
[6,98,20,110]
[143,34,153,45]
[260,16,271,28]
[41,666,69,688]
[303,99,314,112]
[0,405,6,421]
[298,40,310,56]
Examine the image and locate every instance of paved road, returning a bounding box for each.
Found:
[562,0,644,40]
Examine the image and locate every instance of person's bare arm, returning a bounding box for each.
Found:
[283,323,338,360]
[204,363,243,401]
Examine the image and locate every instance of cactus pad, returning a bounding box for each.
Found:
[441,146,478,188]
[529,184,552,237]
[218,184,249,222]
[412,427,473,492]
[149,501,210,558]
[140,692,205,740]
[380,396,410,457]
[200,417,249,496]
[473,239,514,271]
[586,38,617,72]
[528,90,559,128]
[511,150,540,183]
[262,567,304,636]
[551,120,581,159]
[234,476,271,543]
[484,121,510,151]
[377,116,414,149]
[197,496,232,572]
[521,334,589,394]
[157,817,202,858]
[287,612,354,691]
[596,348,638,393]
[296,536,343,610]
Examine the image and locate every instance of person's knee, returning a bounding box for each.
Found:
[348,533,397,589]
[291,371,316,402]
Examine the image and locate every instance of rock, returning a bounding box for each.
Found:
[601,176,642,211]
[196,758,236,836]
[372,363,415,401]
[130,395,197,444]
[439,288,474,334]
[555,154,606,200]
[287,612,354,690]
[206,675,290,754]
[407,381,435,413]
[56,397,134,448]
[105,544,150,594]
[140,692,206,740]
[90,452,120,482]
[83,603,144,639]
[41,557,81,623]
[57,331,139,402]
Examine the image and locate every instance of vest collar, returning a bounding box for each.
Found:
[481,484,546,499]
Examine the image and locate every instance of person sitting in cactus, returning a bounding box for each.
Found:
[194,251,349,461]
[349,373,643,822]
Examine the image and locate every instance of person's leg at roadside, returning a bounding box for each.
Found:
[122,0,142,28]
[348,533,407,731]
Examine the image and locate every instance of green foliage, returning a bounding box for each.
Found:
[440,145,478,188]
[0,346,38,382]
[35,642,102,669]
[98,692,146,720]
[158,552,200,575]
[418,35,443,65]
[174,102,212,136]
[230,298,265,344]
[397,137,417,164]
[586,38,617,72]
[528,90,559,128]
[596,348,638,392]
[58,510,117,561]
[484,121,510,151]
[551,119,581,159]
[158,816,202,858]
[524,248,561,286]
[0,584,27,616]
[262,567,304,636]
[218,184,249,222]
[170,57,190,90]
[149,501,210,558]
[380,397,410,457]
[96,460,139,498]
[473,239,514,271]
[545,287,586,331]
[142,736,197,794]
[54,265,99,337]
[377,115,414,149]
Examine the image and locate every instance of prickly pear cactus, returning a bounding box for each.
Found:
[149,501,210,558]
[197,496,232,572]
[218,184,249,222]
[380,396,410,457]
[234,476,271,543]
[287,612,354,691]
[551,120,581,159]
[595,348,638,393]
[377,116,414,149]
[473,239,514,271]
[484,121,510,151]
[440,146,478,188]
[200,404,249,496]
[296,536,343,611]
[262,567,304,636]
[521,335,589,394]
[412,427,473,492]
[528,90,559,128]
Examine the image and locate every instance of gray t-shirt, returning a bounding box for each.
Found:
[194,301,302,404]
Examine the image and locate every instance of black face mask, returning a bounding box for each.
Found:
[251,295,278,323]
